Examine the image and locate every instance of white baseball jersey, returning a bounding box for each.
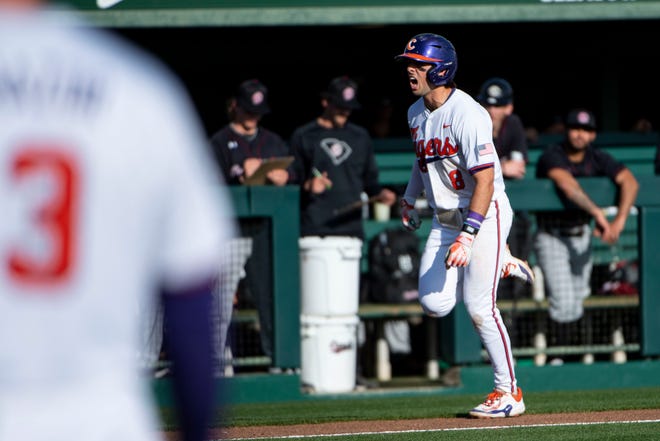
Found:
[0,9,235,441]
[403,88,506,210]
[402,88,518,394]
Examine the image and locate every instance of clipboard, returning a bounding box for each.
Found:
[243,156,294,186]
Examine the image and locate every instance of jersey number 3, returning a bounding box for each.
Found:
[6,147,79,286]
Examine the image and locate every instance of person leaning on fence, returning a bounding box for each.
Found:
[533,108,639,364]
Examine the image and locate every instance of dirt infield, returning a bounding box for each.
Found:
[163,409,660,440]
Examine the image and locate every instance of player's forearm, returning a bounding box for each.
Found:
[548,170,599,218]
[567,186,601,217]
[615,176,639,225]
[550,174,601,219]
[469,169,494,216]
[403,164,423,203]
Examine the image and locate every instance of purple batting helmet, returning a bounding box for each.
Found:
[395,33,458,87]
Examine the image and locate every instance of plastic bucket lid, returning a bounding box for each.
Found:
[299,236,362,250]
[300,314,360,326]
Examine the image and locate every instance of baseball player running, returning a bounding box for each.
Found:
[0,1,237,440]
[395,33,527,418]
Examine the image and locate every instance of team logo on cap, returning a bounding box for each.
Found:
[251,91,264,106]
[486,85,503,104]
[406,38,417,50]
[577,111,591,124]
[342,87,355,103]
[487,85,503,98]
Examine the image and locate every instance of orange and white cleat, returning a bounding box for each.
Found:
[469,387,526,418]
[501,246,534,284]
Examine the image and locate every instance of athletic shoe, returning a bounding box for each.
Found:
[469,387,526,418]
[501,246,535,284]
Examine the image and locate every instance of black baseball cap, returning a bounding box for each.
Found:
[476,77,513,106]
[236,79,270,115]
[566,108,597,131]
[322,76,361,110]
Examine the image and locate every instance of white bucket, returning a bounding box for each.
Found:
[299,236,363,316]
[300,314,359,393]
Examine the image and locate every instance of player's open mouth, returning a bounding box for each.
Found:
[409,76,418,90]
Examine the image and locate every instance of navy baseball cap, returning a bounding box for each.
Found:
[566,108,597,131]
[236,79,270,115]
[323,76,361,110]
[477,77,513,106]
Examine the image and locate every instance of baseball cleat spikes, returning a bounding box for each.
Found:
[501,246,535,284]
[469,387,525,418]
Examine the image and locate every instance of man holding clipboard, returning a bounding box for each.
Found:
[209,79,291,366]
[210,79,292,186]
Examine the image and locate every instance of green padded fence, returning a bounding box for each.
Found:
[229,176,660,370]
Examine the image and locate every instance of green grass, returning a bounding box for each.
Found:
[158,386,660,439]
[246,423,660,441]
[220,387,660,427]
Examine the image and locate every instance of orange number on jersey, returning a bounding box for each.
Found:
[7,148,79,286]
[449,169,465,190]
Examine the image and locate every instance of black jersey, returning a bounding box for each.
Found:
[209,125,290,185]
[494,113,528,164]
[290,120,383,239]
[536,141,626,228]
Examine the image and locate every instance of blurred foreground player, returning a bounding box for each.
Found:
[0,1,237,440]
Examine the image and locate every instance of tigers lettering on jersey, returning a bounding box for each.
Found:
[415,136,459,159]
[411,125,458,173]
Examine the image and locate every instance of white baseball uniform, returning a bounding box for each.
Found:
[0,9,235,441]
[403,88,518,393]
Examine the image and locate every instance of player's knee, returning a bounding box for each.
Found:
[419,293,454,317]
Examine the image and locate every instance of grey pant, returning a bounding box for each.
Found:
[534,225,592,323]
[139,237,253,376]
[213,237,253,376]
